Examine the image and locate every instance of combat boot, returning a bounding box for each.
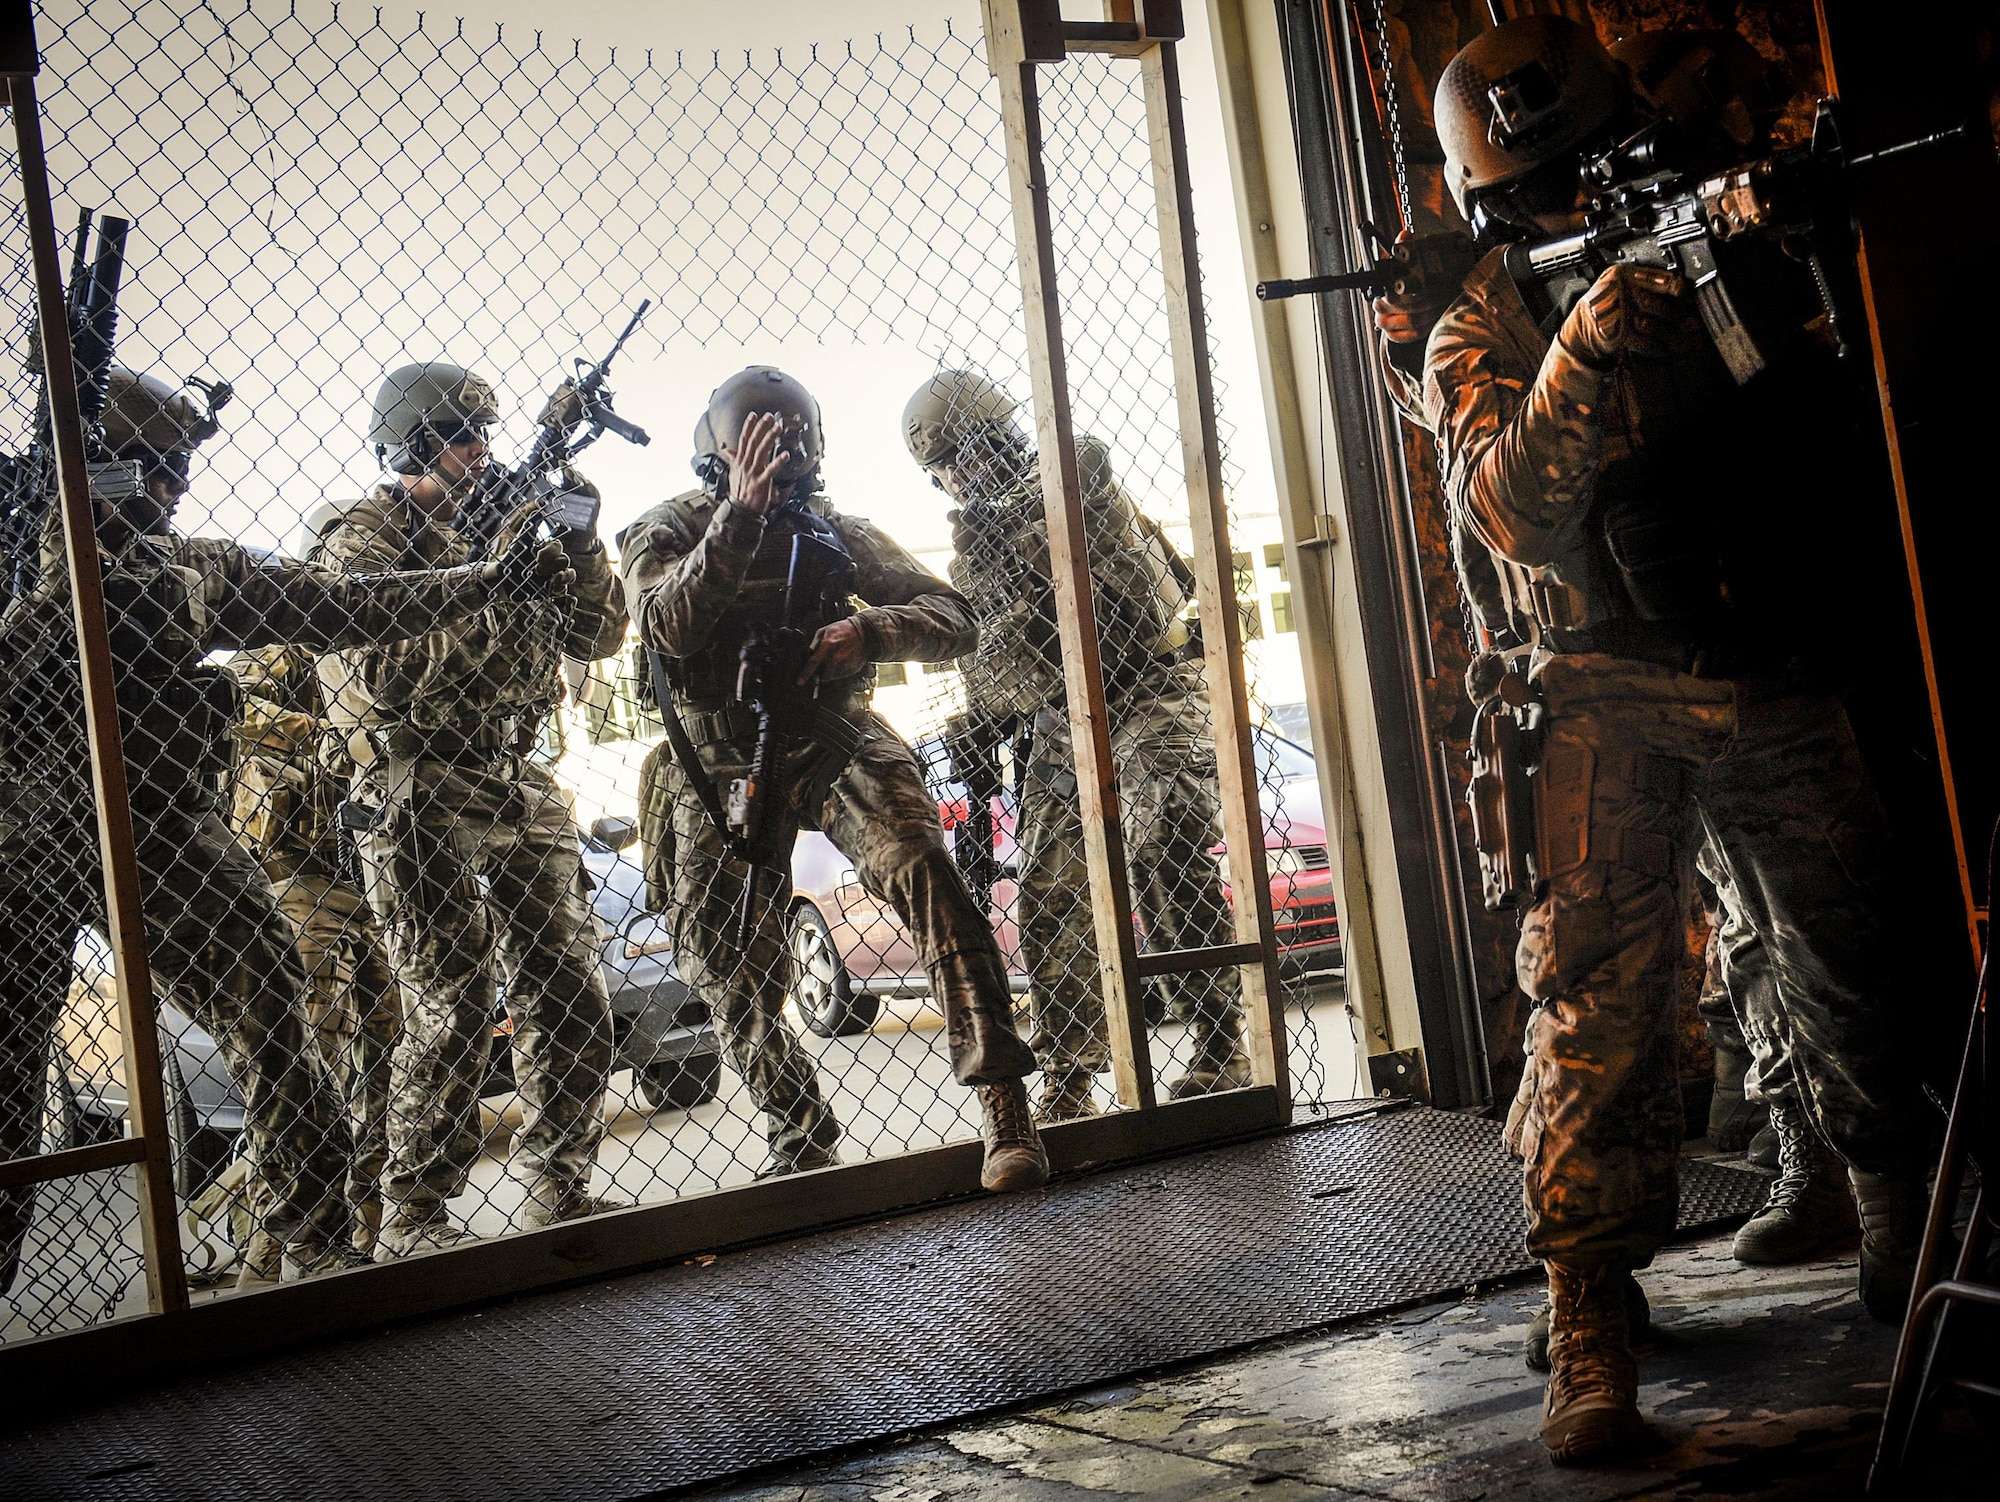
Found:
[232,1227,283,1292]
[521,1189,633,1230]
[352,1197,384,1260]
[373,1208,474,1263]
[1034,1068,1100,1126]
[1850,1167,1930,1322]
[1166,1022,1255,1100]
[1539,1262,1646,1466]
[977,1079,1049,1192]
[1707,1039,1766,1154]
[755,1142,842,1179]
[1732,1099,1857,1264]
[282,1236,374,1281]
[1524,1272,1651,1373]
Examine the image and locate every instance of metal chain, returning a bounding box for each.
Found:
[1368,0,1414,232]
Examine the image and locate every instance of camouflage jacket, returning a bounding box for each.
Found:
[0,529,500,803]
[227,643,352,878]
[1421,247,1722,646]
[948,434,1183,726]
[313,477,628,744]
[620,487,974,713]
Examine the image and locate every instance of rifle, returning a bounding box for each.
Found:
[941,710,1006,911]
[1466,664,1543,912]
[726,526,858,948]
[3,209,130,599]
[1506,102,1963,383]
[452,299,653,561]
[1257,102,1963,386]
[1256,230,1479,305]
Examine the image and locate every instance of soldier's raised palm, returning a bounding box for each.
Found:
[723,409,791,516]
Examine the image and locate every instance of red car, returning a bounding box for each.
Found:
[781,727,1341,1036]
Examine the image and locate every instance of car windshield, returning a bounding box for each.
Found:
[1256,728,1316,784]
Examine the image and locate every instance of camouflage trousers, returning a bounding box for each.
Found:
[1694,840,1798,1113]
[642,708,1034,1169]
[269,871,398,1223]
[1514,656,1929,1271]
[354,755,613,1227]
[0,784,348,1288]
[1019,689,1242,1076]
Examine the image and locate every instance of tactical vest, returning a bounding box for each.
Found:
[1499,247,1849,675]
[98,552,238,814]
[660,496,859,706]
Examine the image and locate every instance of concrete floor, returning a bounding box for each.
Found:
[692,1236,1990,1501]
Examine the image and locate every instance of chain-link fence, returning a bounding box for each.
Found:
[1,0,1348,1345]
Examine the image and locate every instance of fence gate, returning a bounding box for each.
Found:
[0,0,1349,1382]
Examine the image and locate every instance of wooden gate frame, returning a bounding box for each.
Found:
[982,0,1289,1112]
[1,0,189,1315]
[0,0,1294,1401]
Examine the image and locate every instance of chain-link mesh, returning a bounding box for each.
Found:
[2,0,1347,1342]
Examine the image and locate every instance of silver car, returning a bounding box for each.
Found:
[49,814,721,1199]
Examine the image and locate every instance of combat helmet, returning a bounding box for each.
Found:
[692,366,823,493]
[901,369,1023,470]
[1435,15,1628,220]
[369,361,499,473]
[100,368,231,474]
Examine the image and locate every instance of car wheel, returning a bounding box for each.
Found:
[41,1053,111,1153]
[635,1050,723,1113]
[164,1054,235,1202]
[785,900,878,1039]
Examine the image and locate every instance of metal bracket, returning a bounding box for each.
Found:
[1367,1048,1429,1101]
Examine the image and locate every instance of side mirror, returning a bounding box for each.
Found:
[588,814,640,853]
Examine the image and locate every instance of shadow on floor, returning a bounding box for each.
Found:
[696,1235,1991,1501]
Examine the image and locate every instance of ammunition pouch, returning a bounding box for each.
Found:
[377,714,539,766]
[1594,470,1725,626]
[122,666,238,816]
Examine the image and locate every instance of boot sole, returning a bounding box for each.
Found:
[1541,1403,1646,1466]
[1731,1224,1860,1265]
[981,1153,1050,1193]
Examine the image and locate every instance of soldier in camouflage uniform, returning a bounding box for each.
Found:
[315,362,627,1259]
[226,642,401,1276]
[623,368,1046,1190]
[1422,18,1933,1463]
[0,369,563,1292]
[901,372,1249,1125]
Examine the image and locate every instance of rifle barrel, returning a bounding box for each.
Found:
[1849,122,1966,169]
[1256,266,1390,300]
[585,298,650,389]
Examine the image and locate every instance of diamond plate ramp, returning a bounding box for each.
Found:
[0,1104,1767,1501]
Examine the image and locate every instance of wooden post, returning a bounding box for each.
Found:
[1203,0,1396,1076]
[984,0,1155,1110]
[1140,38,1288,1107]
[4,4,190,1313]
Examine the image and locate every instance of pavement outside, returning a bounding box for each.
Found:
[693,1236,1992,1501]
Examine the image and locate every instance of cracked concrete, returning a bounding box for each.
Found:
[689,1235,1989,1501]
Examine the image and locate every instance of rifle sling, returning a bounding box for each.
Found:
[653,671,734,847]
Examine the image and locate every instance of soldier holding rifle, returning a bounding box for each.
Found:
[316,343,639,1259]
[624,368,1047,1191]
[0,357,571,1291]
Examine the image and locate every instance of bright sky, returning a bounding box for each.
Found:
[19,0,1276,570]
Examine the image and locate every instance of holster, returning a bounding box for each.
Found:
[1466,675,1545,912]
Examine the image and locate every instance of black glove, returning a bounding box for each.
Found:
[485,530,574,601]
